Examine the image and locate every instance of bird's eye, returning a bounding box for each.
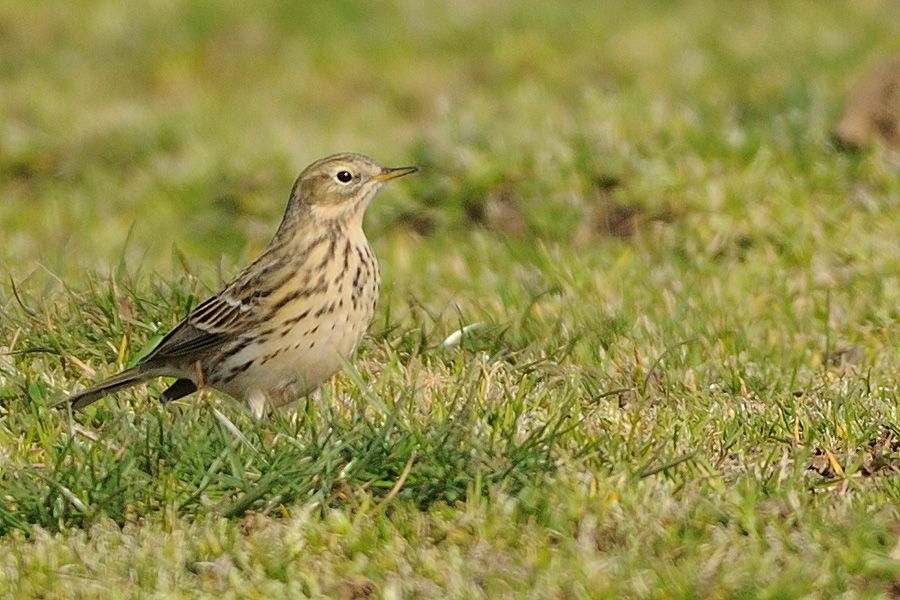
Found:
[336,170,353,183]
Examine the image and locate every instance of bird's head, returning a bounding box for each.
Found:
[289,153,417,225]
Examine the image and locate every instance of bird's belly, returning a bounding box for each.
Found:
[210,235,379,408]
[213,302,374,404]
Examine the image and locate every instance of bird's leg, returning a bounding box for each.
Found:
[193,361,206,388]
[247,389,270,420]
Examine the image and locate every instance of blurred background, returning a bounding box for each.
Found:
[2,3,899,587]
[1,1,898,279]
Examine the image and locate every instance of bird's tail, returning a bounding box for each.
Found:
[66,367,152,410]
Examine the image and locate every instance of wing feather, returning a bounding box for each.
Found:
[140,257,286,364]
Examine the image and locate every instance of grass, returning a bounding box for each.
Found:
[1,0,899,597]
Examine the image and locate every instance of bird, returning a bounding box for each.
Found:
[65,153,417,416]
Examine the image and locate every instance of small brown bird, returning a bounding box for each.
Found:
[67,153,416,415]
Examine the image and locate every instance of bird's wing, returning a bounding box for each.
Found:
[142,318,229,361]
[142,257,285,362]
[141,291,241,363]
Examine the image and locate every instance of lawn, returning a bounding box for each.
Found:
[1,1,899,597]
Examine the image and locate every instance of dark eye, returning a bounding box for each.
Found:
[336,170,353,183]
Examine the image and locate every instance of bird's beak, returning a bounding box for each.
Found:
[373,165,418,182]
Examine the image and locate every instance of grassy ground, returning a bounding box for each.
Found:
[2,1,899,597]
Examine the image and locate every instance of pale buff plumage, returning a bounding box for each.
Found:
[66,153,416,414]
